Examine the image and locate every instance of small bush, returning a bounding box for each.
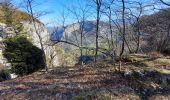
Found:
[0,70,11,82]
[163,48,170,55]
[3,36,45,76]
[77,55,95,65]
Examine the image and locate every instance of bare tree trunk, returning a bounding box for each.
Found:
[27,0,48,71]
[66,4,89,65]
[80,21,84,65]
[128,2,143,53]
[119,0,126,71]
[134,19,141,53]
[135,30,141,53]
[161,24,170,52]
[95,0,102,62]
[160,0,170,6]
[108,7,115,65]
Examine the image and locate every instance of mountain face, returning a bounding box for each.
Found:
[49,21,114,50]
[49,21,96,41]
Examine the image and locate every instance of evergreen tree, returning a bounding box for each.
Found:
[3,36,45,76]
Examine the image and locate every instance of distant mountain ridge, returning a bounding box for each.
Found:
[48,21,109,41]
[48,20,116,51]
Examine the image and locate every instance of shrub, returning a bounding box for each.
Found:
[3,36,45,76]
[163,48,170,55]
[0,70,11,82]
[77,55,95,64]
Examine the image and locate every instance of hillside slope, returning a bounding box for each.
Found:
[0,54,170,100]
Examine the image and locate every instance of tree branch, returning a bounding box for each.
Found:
[160,0,170,6]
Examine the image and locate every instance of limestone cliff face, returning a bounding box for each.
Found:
[0,20,59,68]
[0,23,8,67]
[23,21,59,68]
[0,6,59,68]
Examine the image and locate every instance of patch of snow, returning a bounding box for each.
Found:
[10,73,18,79]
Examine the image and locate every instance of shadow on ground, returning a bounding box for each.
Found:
[0,64,170,100]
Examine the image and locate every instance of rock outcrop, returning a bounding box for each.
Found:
[0,14,59,69]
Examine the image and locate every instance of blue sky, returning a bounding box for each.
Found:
[11,0,169,26]
[12,0,90,26]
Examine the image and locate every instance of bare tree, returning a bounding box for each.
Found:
[67,1,91,63]
[159,0,170,6]
[93,0,102,62]
[24,0,48,71]
[100,0,116,65]
[117,0,126,71]
[126,2,144,53]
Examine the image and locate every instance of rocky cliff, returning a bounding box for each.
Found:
[0,9,59,69]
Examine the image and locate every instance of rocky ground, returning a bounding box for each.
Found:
[0,54,170,100]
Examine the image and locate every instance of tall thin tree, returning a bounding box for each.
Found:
[25,0,48,71]
[119,0,126,71]
[93,0,102,62]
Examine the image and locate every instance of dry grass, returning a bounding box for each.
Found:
[154,58,170,65]
[0,54,170,100]
[129,53,170,68]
